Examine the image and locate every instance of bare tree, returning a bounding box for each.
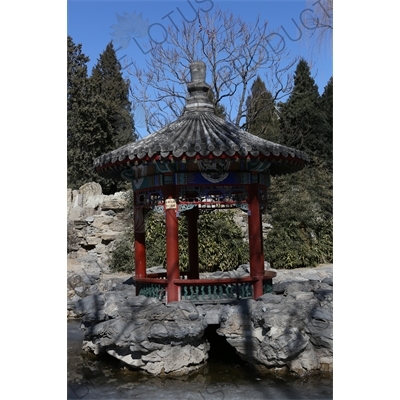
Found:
[127,7,298,134]
[305,0,333,50]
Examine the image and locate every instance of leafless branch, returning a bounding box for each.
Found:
[128,7,298,134]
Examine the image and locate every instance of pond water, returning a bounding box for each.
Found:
[67,319,333,399]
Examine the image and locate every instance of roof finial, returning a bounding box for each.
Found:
[185,61,214,113]
[190,61,206,83]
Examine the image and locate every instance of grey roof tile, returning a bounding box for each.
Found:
[94,61,309,179]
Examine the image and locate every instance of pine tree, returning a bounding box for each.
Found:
[263,61,333,269]
[264,165,333,268]
[245,76,281,142]
[320,77,333,169]
[67,39,136,194]
[207,89,227,119]
[90,42,136,149]
[320,77,333,127]
[67,36,91,189]
[67,36,89,112]
[279,59,331,166]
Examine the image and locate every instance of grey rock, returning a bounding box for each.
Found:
[257,293,283,304]
[312,306,333,322]
[146,266,167,274]
[102,193,126,210]
[72,218,86,229]
[75,293,105,318]
[107,349,145,367]
[70,263,333,376]
[314,289,333,302]
[293,292,315,301]
[74,286,85,295]
[188,313,199,320]
[258,327,309,367]
[288,343,321,375]
[79,182,102,198]
[306,321,333,351]
[322,276,333,286]
[104,210,116,216]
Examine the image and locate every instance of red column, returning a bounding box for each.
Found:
[186,207,199,279]
[164,189,180,303]
[248,184,265,299]
[134,193,146,279]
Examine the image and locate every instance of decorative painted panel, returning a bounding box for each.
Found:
[175,172,251,185]
[128,174,164,190]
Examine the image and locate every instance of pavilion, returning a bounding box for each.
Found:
[94,61,309,304]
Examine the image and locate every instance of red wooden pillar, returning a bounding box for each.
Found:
[186,207,199,279]
[164,188,180,303]
[134,193,146,279]
[248,183,265,299]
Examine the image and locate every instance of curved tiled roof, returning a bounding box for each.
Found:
[94,62,309,179]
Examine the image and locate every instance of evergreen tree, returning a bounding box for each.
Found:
[320,77,333,169]
[67,38,136,194]
[279,59,331,167]
[320,77,333,127]
[90,42,136,149]
[265,166,333,269]
[67,36,89,112]
[67,36,91,189]
[207,89,227,119]
[263,61,333,269]
[245,76,281,142]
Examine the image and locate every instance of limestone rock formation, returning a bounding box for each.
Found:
[70,264,333,377]
[67,183,129,266]
[77,295,209,375]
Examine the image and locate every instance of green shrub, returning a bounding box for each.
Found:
[109,237,134,272]
[264,217,333,269]
[264,164,333,269]
[108,189,135,272]
[109,208,248,273]
[196,211,248,272]
[145,210,248,272]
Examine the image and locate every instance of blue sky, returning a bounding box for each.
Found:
[68,2,332,87]
[68,0,332,137]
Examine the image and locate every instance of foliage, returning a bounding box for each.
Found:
[108,189,135,272]
[278,59,332,168]
[67,37,136,194]
[264,165,333,269]
[145,210,248,272]
[195,211,249,272]
[90,42,136,149]
[320,76,333,131]
[208,89,227,120]
[245,65,333,269]
[245,76,281,142]
[109,206,248,273]
[67,36,90,189]
[109,237,134,272]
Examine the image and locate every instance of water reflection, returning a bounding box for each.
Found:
[68,319,332,399]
